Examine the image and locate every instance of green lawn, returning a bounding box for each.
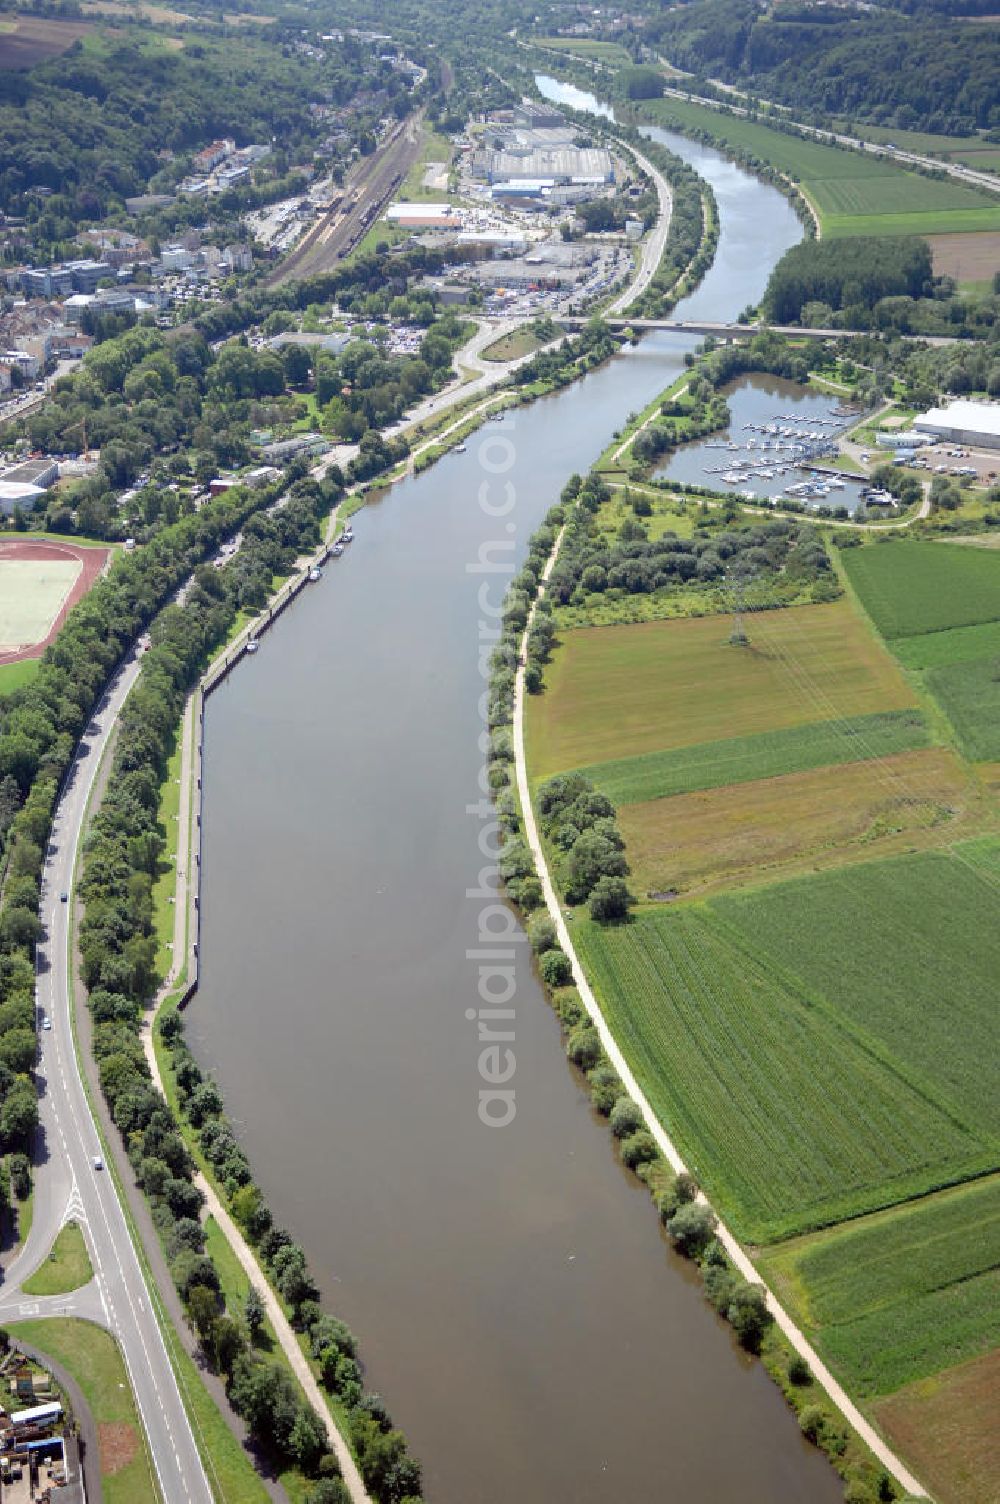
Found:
[572,708,930,804]
[0,656,40,696]
[641,96,1000,237]
[573,902,991,1243]
[23,1220,93,1296]
[150,731,183,979]
[841,538,1000,639]
[7,1318,158,1504]
[535,34,631,64]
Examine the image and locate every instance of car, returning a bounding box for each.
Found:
[42,1019,52,1031]
[93,1156,103,1171]
[60,890,69,903]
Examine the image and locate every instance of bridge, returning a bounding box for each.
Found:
[563,317,856,341]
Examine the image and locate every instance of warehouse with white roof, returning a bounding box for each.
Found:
[914,399,1000,450]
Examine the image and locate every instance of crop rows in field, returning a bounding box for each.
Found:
[818,1267,1000,1397]
[893,619,1000,670]
[768,1176,1000,1330]
[642,97,1000,235]
[716,851,1000,1137]
[842,540,1000,640]
[926,657,1000,762]
[572,908,990,1244]
[574,709,930,805]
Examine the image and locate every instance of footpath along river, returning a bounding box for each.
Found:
[190,79,844,1504]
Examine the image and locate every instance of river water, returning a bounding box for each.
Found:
[191,76,842,1504]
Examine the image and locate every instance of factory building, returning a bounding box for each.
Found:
[914,399,1000,451]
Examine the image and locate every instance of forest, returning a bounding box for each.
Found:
[763,237,933,324]
[645,0,1000,135]
[0,24,415,231]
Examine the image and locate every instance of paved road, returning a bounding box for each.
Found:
[0,644,212,1504]
[607,143,673,314]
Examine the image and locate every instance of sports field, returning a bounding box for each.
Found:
[618,747,977,895]
[573,906,992,1243]
[527,601,917,778]
[0,539,107,664]
[841,538,1000,639]
[0,559,80,649]
[643,96,1000,237]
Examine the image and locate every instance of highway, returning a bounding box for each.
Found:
[0,643,212,1504]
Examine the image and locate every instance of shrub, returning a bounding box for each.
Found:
[620,1130,659,1169]
[788,1354,811,1387]
[666,1202,716,1258]
[727,1282,770,1353]
[566,1025,602,1070]
[539,948,572,987]
[588,875,634,922]
[799,1405,826,1444]
[609,1097,643,1139]
[527,914,557,954]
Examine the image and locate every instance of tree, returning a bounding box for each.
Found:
[588,876,633,922]
[187,1283,219,1344]
[666,1203,716,1258]
[245,1287,266,1338]
[620,1130,659,1169]
[609,1097,643,1139]
[539,948,572,987]
[727,1282,770,1352]
[527,914,557,954]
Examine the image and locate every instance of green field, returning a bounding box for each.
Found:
[536,35,632,64]
[762,1172,1000,1395]
[0,558,79,646]
[572,708,930,805]
[573,906,991,1243]
[717,850,1000,1137]
[926,657,1000,761]
[7,1318,156,1504]
[0,656,40,696]
[842,539,1000,639]
[23,1220,93,1296]
[894,618,1000,670]
[527,601,916,778]
[641,96,1000,237]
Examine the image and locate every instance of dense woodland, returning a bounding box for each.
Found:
[644,0,1000,134]
[763,238,933,324]
[0,25,416,234]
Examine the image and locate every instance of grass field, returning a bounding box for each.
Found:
[8,1318,155,1504]
[480,325,547,362]
[842,539,1000,639]
[619,746,976,895]
[716,849,1000,1136]
[0,559,80,648]
[926,656,1000,761]
[22,1220,93,1297]
[759,1177,1000,1396]
[536,35,632,64]
[641,96,1000,237]
[874,1347,1000,1504]
[0,657,41,696]
[527,601,917,778]
[573,907,991,1243]
[573,708,930,804]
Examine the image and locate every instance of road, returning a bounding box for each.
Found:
[0,644,212,1504]
[607,143,673,314]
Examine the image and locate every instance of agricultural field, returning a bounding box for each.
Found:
[618,746,978,896]
[926,656,1000,761]
[641,96,1000,237]
[841,538,1000,639]
[572,907,992,1244]
[874,1347,1000,1504]
[893,618,1000,671]
[715,850,1000,1137]
[759,1176,1000,1394]
[535,35,632,64]
[0,14,93,67]
[574,708,930,804]
[928,228,1000,285]
[527,600,917,778]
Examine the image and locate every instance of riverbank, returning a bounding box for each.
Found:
[506,503,929,1502]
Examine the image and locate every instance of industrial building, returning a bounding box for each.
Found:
[475,147,615,187]
[386,202,463,230]
[914,399,1000,450]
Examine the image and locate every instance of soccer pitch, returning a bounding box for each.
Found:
[0,558,81,648]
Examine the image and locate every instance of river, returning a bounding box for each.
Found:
[190,75,843,1504]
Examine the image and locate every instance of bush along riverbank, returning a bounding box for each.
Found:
[618,128,720,318]
[486,472,907,1504]
[78,478,423,1503]
[0,469,305,1229]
